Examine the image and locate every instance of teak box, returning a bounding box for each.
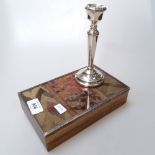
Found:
[18,66,129,151]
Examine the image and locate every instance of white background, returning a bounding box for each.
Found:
[0,0,155,155]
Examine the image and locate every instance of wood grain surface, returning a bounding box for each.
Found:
[18,67,129,151]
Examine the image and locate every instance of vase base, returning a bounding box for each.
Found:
[75,66,104,87]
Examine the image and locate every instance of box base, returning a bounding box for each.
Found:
[18,66,129,151]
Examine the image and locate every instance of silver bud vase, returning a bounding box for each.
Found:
[75,4,106,87]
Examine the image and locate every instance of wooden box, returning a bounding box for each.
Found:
[18,66,129,151]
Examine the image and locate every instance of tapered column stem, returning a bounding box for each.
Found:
[88,21,99,70]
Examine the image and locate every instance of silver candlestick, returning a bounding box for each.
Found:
[75,4,107,87]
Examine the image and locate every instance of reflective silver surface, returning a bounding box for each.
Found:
[75,4,106,87]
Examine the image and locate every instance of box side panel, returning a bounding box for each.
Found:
[45,91,129,151]
[18,93,46,147]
